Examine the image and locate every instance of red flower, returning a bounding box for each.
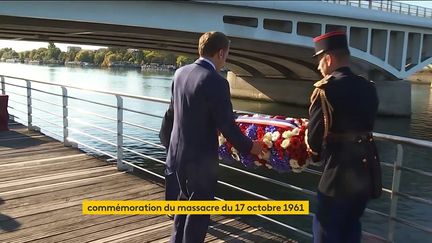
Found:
[256,126,265,139]
[289,136,301,150]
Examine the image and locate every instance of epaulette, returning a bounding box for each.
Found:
[313,75,333,89]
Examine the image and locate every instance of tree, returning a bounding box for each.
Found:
[176,55,194,67]
[0,48,19,59]
[58,52,67,64]
[75,50,94,63]
[93,48,108,66]
[163,52,176,65]
[46,42,61,60]
[101,52,121,67]
[66,49,78,62]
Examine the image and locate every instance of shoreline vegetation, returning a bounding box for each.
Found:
[0,42,195,71]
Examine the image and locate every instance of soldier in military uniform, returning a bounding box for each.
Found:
[306,31,383,243]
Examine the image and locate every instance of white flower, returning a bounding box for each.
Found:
[271,131,280,141]
[265,163,273,169]
[263,138,273,149]
[231,147,240,161]
[218,135,226,146]
[292,128,300,135]
[281,139,291,149]
[289,159,299,168]
[282,131,292,139]
[264,132,272,140]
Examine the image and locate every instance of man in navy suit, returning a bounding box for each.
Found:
[162,31,263,243]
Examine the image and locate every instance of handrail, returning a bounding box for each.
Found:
[1,74,431,241]
[322,0,432,19]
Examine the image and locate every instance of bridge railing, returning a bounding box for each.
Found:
[1,74,431,242]
[323,0,432,19]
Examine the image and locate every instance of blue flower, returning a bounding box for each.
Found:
[268,148,290,173]
[265,125,277,133]
[239,153,255,168]
[218,145,234,164]
[245,124,258,140]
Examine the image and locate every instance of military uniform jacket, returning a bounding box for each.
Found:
[307,67,382,199]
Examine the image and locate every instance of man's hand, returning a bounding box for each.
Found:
[250,140,264,155]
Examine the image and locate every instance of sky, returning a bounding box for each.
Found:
[1,0,432,52]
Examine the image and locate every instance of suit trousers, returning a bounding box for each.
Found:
[313,192,367,243]
[169,163,217,243]
[165,169,180,201]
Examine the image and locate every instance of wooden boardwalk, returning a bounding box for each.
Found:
[0,121,292,243]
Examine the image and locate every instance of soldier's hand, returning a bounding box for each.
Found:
[250,140,264,155]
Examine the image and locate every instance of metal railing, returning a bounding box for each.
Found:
[1,74,431,242]
[323,0,432,19]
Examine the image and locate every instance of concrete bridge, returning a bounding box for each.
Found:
[1,0,432,115]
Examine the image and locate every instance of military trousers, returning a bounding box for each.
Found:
[313,191,367,243]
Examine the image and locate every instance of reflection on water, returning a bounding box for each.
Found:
[0,63,431,242]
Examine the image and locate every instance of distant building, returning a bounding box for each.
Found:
[67,46,82,52]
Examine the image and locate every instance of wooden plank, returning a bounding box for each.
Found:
[0,154,86,168]
[0,167,118,193]
[0,166,116,189]
[0,144,67,159]
[122,215,229,243]
[1,172,126,198]
[0,147,82,164]
[51,214,170,243]
[89,220,173,243]
[0,158,107,182]
[0,134,46,141]
[1,175,146,210]
[0,142,64,154]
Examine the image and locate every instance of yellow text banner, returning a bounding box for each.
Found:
[82,200,309,215]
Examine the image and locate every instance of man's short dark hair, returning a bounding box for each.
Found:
[198,31,230,57]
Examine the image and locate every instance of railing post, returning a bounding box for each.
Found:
[388,144,403,242]
[1,76,5,95]
[116,95,129,171]
[62,87,70,146]
[26,80,32,130]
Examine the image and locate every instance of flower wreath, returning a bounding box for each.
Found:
[218,114,311,173]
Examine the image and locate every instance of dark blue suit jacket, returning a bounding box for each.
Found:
[163,59,252,180]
